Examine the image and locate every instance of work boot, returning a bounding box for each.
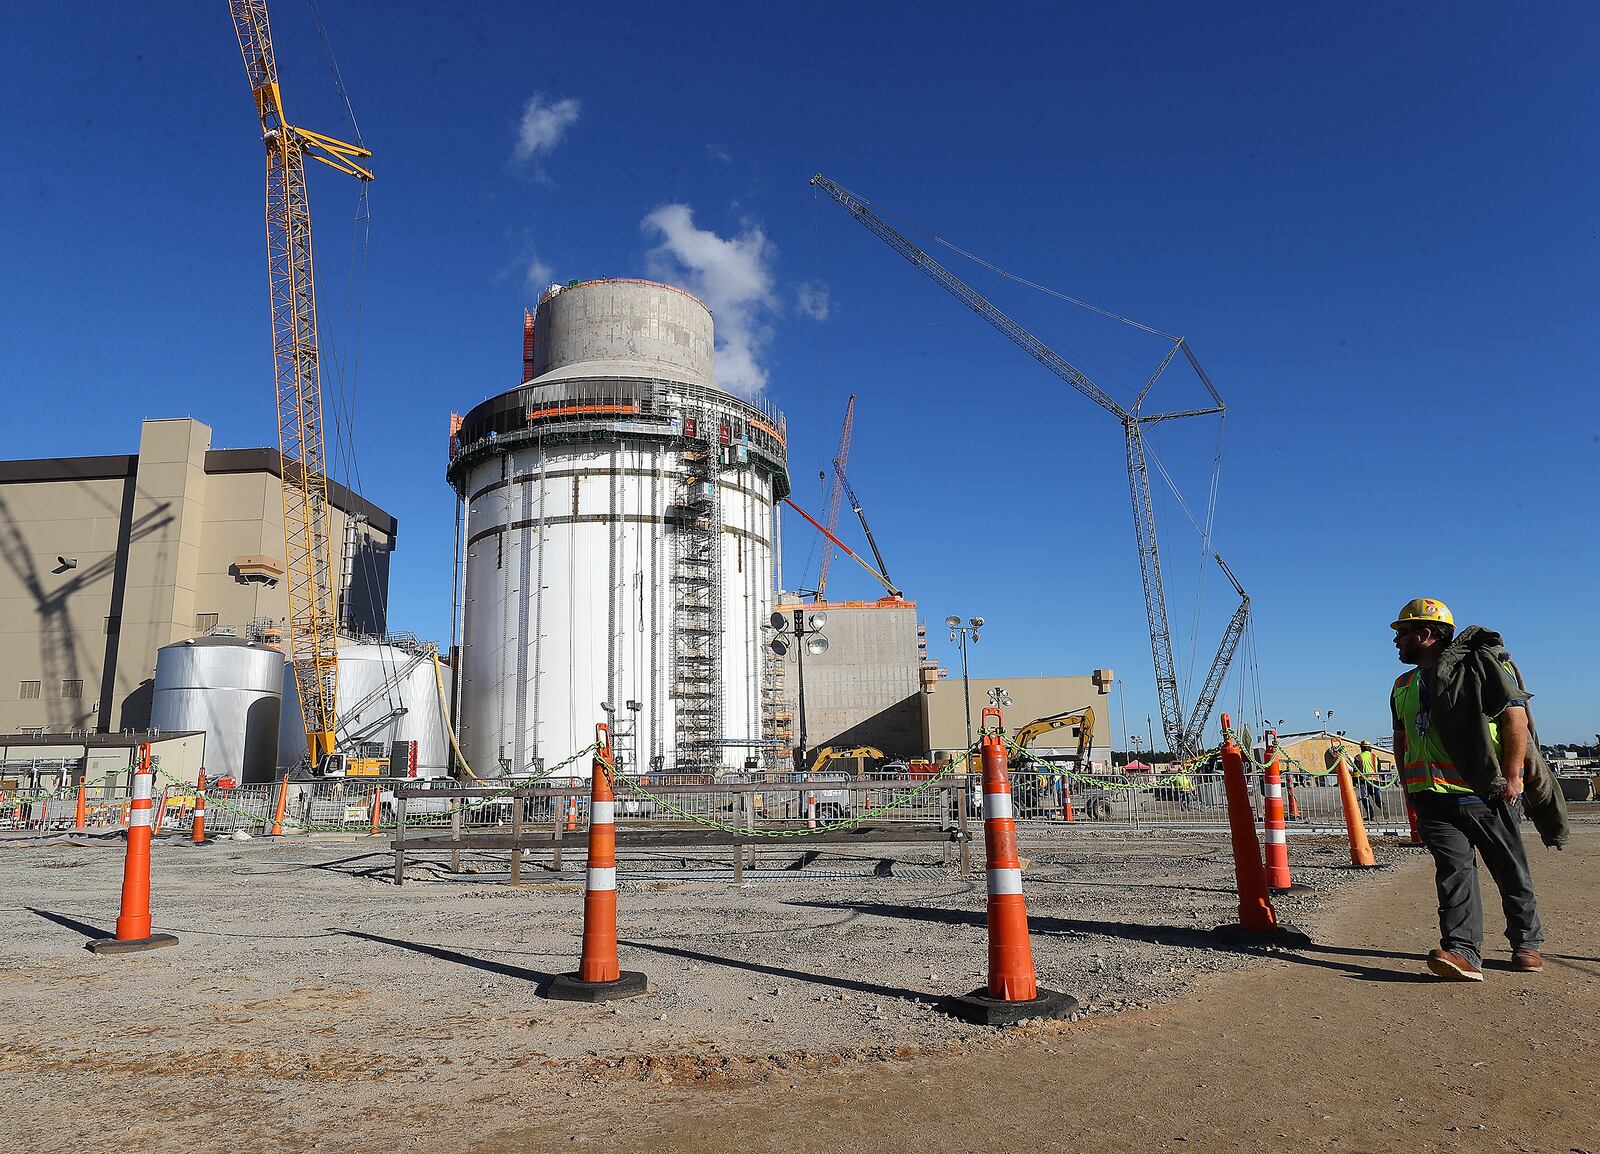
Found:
[1426,948,1484,982]
[1512,948,1544,973]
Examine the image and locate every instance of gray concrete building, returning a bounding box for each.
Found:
[774,597,931,761]
[0,418,395,737]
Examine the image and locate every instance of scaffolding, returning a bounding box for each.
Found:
[760,647,793,768]
[671,424,723,771]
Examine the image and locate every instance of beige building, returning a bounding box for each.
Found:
[0,731,207,790]
[925,672,1116,768]
[0,418,395,737]
[1272,731,1397,777]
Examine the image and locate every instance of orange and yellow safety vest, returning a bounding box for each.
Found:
[1391,670,1502,796]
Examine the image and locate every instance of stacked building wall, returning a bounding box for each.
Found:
[0,418,396,736]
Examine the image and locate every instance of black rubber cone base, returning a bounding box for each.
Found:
[946,986,1078,1027]
[86,933,179,955]
[1212,921,1312,949]
[1269,882,1315,895]
[545,970,649,1003]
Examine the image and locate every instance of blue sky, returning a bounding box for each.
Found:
[3,3,1596,745]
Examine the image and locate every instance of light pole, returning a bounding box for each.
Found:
[1117,677,1128,763]
[770,608,829,773]
[946,615,984,757]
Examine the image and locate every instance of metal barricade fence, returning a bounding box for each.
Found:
[1,774,133,833]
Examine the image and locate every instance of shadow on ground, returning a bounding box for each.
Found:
[26,907,111,940]
[332,928,558,987]
[788,899,1437,985]
[620,937,949,1008]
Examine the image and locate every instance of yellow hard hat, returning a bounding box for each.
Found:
[1391,597,1454,630]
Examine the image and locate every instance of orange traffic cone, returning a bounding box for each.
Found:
[805,785,817,829]
[547,723,647,1002]
[1062,774,1075,823]
[566,780,580,832]
[1214,716,1309,946]
[74,779,88,831]
[270,773,289,837]
[151,789,169,836]
[949,707,1076,1025]
[1405,799,1425,846]
[191,773,207,845]
[369,789,382,836]
[1261,732,1307,893]
[1330,746,1378,868]
[87,745,178,955]
[1285,778,1303,821]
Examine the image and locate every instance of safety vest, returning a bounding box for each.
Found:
[1355,750,1378,780]
[1391,670,1500,796]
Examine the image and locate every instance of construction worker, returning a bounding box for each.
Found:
[1390,597,1562,982]
[1354,740,1385,822]
[1171,768,1196,811]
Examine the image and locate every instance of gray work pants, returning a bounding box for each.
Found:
[1412,792,1543,966]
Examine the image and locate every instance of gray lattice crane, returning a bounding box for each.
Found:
[811,174,1244,759]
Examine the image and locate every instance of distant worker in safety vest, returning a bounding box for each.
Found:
[1354,740,1385,822]
[1171,769,1196,812]
[1389,597,1567,982]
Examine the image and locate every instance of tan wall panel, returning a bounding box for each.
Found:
[925,674,1110,755]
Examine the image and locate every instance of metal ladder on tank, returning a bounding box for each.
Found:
[671,429,723,772]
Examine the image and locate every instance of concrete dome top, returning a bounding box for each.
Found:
[530,278,714,389]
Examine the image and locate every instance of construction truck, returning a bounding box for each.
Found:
[1009,707,1095,817]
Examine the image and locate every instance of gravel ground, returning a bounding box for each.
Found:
[0,825,1408,1150]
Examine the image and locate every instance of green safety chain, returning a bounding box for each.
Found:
[594,746,971,840]
[1007,739,1221,794]
[151,742,601,834]
[1241,743,1401,789]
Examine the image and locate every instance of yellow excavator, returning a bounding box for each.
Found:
[807,745,886,776]
[1009,707,1095,816]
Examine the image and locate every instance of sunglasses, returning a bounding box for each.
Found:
[1392,626,1426,640]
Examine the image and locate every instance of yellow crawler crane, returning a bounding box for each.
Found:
[230,0,372,771]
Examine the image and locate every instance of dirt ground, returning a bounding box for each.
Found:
[1,818,1594,1153]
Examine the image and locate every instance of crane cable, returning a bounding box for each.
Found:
[300,0,401,705]
[831,183,1180,343]
[306,0,364,148]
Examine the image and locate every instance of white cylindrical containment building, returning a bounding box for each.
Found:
[448,279,791,776]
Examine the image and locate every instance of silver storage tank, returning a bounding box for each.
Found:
[151,636,285,783]
[277,641,450,776]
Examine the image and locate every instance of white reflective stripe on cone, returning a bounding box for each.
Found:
[1266,828,1287,844]
[1263,783,1282,799]
[128,809,152,828]
[587,866,617,892]
[986,867,1023,895]
[132,775,153,802]
[591,801,615,824]
[984,792,1014,820]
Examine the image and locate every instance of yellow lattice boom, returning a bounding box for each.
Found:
[231,0,372,768]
